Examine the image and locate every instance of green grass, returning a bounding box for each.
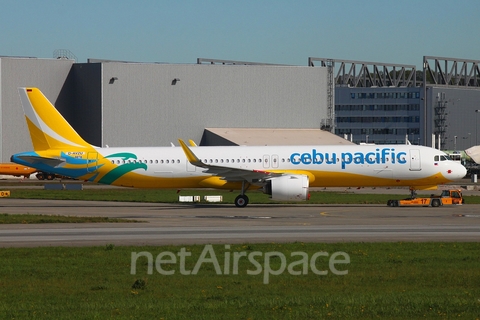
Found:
[0,242,479,319]
[0,213,139,224]
[6,188,480,204]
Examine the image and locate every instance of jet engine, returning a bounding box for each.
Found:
[263,174,309,201]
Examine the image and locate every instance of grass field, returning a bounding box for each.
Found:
[0,242,479,319]
[6,188,480,204]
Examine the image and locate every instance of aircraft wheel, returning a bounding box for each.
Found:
[235,195,249,208]
[46,174,55,180]
[36,173,45,180]
[393,200,399,207]
[431,199,440,207]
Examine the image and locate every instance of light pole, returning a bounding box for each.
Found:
[476,110,480,145]
[454,135,457,151]
[366,135,369,144]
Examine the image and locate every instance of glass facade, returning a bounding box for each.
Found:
[335,87,422,144]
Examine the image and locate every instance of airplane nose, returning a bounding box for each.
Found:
[445,163,467,180]
[455,163,467,180]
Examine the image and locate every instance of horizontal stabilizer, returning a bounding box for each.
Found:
[13,155,65,168]
[465,146,480,164]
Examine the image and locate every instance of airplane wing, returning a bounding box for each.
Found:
[13,155,65,168]
[178,139,282,182]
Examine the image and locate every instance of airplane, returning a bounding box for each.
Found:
[0,163,36,178]
[11,87,467,207]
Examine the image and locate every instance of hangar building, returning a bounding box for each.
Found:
[309,56,480,151]
[0,56,330,162]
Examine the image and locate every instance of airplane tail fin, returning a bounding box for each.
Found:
[465,145,480,164]
[18,88,93,150]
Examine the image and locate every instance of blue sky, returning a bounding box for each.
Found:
[1,0,479,67]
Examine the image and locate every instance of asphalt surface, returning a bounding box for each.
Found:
[0,198,479,247]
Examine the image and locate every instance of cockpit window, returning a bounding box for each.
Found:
[435,154,451,161]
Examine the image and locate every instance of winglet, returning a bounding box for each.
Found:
[178,139,207,168]
[188,139,198,147]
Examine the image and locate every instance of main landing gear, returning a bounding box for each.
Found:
[234,180,251,208]
[235,194,249,208]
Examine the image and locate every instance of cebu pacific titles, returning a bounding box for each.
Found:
[11,88,467,207]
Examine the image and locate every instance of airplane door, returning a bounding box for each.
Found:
[87,152,98,173]
[272,154,279,168]
[263,155,270,168]
[409,149,421,171]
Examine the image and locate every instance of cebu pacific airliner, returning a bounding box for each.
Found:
[11,88,467,207]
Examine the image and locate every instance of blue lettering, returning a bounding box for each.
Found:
[381,148,390,164]
[341,152,353,169]
[397,152,407,164]
[288,149,407,169]
[325,153,336,164]
[301,153,312,164]
[290,153,300,165]
[312,149,323,164]
[365,152,375,164]
[354,152,364,164]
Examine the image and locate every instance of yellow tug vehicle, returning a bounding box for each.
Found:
[387,189,464,207]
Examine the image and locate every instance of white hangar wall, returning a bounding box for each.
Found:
[0,57,74,162]
[100,63,328,147]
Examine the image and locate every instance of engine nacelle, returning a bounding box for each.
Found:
[264,174,309,201]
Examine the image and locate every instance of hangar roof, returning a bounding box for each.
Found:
[201,128,355,146]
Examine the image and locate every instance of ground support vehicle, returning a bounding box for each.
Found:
[387,189,464,207]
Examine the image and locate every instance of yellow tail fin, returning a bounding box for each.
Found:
[18,88,92,150]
